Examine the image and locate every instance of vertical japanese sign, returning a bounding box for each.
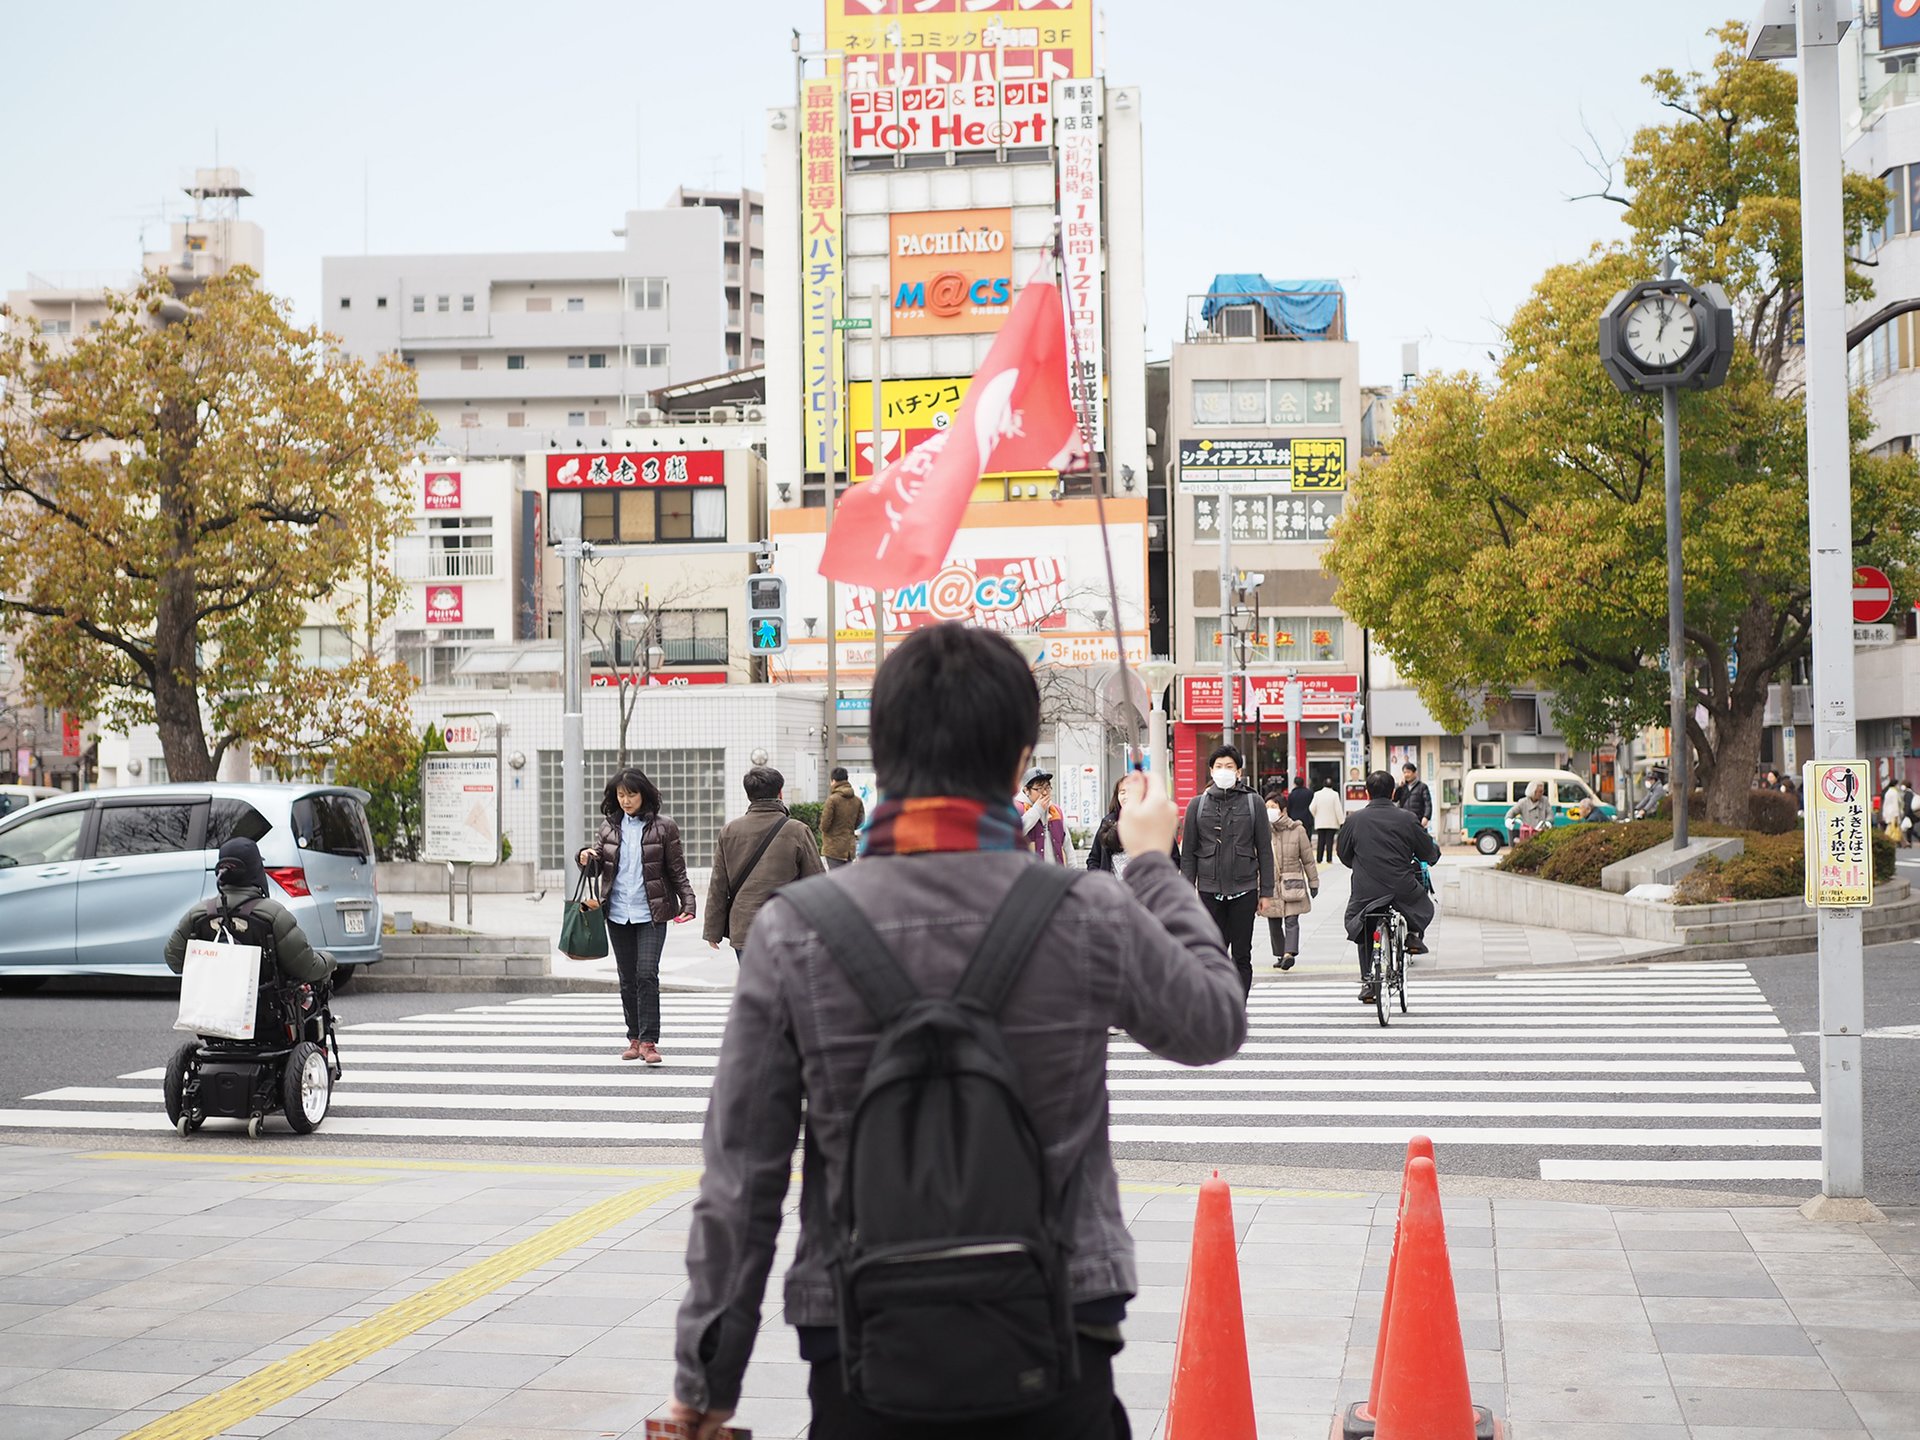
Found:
[803,79,845,476]
[1054,78,1104,453]
[1803,760,1872,908]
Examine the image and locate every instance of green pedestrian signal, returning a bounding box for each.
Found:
[747,575,788,655]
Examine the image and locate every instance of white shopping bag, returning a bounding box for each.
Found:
[174,934,262,1040]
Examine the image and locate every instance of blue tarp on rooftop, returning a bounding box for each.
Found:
[1201,274,1345,339]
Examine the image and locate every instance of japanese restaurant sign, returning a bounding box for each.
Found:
[1803,760,1873,908]
[545,452,724,489]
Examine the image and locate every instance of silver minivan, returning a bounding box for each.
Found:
[0,782,382,986]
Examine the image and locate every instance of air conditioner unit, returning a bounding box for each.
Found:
[631,407,663,426]
[1217,305,1258,339]
[708,406,738,424]
[741,405,766,423]
[1473,742,1499,768]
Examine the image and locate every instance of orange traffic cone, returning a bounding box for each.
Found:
[1339,1147,1501,1440]
[1165,1172,1255,1440]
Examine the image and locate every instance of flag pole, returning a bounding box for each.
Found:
[1051,223,1144,774]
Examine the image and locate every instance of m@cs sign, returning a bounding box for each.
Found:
[890,208,1013,337]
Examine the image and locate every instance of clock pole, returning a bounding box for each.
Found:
[1662,383,1688,851]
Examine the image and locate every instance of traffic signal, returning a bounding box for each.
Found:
[747,575,787,655]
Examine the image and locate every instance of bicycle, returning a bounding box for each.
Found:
[1362,904,1409,1028]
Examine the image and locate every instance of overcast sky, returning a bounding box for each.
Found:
[2,1,1748,382]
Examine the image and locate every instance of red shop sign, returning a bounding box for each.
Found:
[1180,672,1358,724]
[589,669,728,688]
[424,585,465,624]
[423,470,462,511]
[546,451,725,489]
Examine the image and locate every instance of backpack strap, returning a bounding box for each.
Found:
[953,865,1081,1016]
[777,876,921,1025]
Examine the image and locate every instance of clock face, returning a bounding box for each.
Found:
[1622,293,1699,368]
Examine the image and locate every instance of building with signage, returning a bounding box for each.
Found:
[761,1,1150,811]
[1842,17,1920,787]
[321,194,759,460]
[1165,277,1364,806]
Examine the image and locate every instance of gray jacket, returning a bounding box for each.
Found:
[672,848,1246,1412]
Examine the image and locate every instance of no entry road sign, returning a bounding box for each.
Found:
[1854,565,1893,624]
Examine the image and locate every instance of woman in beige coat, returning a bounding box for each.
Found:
[1260,780,1319,971]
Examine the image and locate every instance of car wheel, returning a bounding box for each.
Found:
[1475,831,1503,856]
[282,1041,331,1134]
[0,976,48,995]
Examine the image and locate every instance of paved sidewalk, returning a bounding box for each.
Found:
[382,853,1675,992]
[0,1146,1914,1439]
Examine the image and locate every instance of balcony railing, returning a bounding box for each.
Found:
[395,547,497,581]
[1184,289,1348,344]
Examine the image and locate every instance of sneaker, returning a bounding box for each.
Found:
[1407,938,1430,955]
[638,1042,663,1066]
[621,1041,643,1062]
[1358,984,1378,1004]
[1279,954,1296,972]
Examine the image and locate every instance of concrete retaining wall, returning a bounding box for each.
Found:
[1448,867,1919,952]
[367,931,549,980]
[376,862,536,894]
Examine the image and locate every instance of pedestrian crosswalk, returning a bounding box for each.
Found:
[0,961,1821,1188]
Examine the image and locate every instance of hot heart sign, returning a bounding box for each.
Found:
[1853,565,1893,625]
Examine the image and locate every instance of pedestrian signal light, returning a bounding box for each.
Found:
[747,576,788,655]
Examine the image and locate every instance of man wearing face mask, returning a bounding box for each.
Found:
[1181,745,1274,996]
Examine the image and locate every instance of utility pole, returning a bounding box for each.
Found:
[1218,518,1234,748]
[871,283,888,673]
[825,382,840,775]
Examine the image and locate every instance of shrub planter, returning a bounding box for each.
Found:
[1448,868,1920,957]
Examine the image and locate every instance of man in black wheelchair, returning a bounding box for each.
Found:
[1336,770,1442,1006]
[161,838,343,1137]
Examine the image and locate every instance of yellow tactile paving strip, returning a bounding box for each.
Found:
[113,1169,699,1440]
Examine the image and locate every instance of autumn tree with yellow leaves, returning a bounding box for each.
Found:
[1327,23,1920,825]
[0,269,433,784]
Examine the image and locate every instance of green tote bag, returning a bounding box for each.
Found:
[559,868,609,960]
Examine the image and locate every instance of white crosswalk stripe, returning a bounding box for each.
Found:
[0,962,1822,1187]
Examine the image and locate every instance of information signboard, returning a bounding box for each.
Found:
[1803,760,1872,908]
[421,755,501,865]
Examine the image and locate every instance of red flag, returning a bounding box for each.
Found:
[819,278,1084,589]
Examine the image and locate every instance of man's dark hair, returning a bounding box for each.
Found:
[1401,762,1418,776]
[831,766,849,782]
[871,622,1038,805]
[1367,770,1396,799]
[743,765,784,801]
[1293,774,1306,788]
[1261,778,1288,800]
[1207,744,1243,769]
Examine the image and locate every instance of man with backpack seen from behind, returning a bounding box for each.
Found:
[703,765,824,956]
[1180,743,1274,997]
[668,622,1246,1440]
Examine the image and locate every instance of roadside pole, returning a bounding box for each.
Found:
[871,284,888,673]
[1796,3,1867,1205]
[554,495,586,879]
[1219,522,1234,748]
[1663,382,1689,852]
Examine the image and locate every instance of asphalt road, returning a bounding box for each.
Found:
[0,950,1914,1204]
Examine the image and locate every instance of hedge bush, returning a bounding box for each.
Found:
[1498,819,1672,878]
[1652,789,1801,834]
[1674,828,1896,903]
[788,801,824,839]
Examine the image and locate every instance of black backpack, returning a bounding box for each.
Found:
[778,864,1082,1422]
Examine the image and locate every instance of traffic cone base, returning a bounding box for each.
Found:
[1337,1400,1502,1440]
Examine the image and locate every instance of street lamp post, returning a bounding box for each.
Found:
[1749,0,1874,1213]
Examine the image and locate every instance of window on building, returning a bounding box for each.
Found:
[396,627,496,687]
[460,354,479,370]
[751,345,765,363]
[507,354,525,370]
[567,411,586,426]
[566,297,585,313]
[539,746,725,868]
[751,300,765,315]
[461,294,475,312]
[567,354,586,369]
[436,295,450,313]
[461,412,480,428]
[629,344,669,367]
[632,278,668,310]
[507,411,526,428]
[376,296,388,309]
[588,409,607,426]
[39,319,70,336]
[588,352,607,369]
[412,295,425,313]
[657,609,728,665]
[565,488,727,545]
[1191,615,1344,665]
[1271,379,1341,424]
[527,296,552,313]
[339,297,351,310]
[296,625,356,669]
[1192,380,1229,425]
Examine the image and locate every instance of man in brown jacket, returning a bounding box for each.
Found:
[705,766,824,954]
[818,766,865,868]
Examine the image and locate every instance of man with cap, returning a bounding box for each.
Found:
[1016,766,1069,864]
[163,838,336,984]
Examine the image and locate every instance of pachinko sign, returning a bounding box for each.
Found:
[891,209,1013,336]
[845,557,1067,633]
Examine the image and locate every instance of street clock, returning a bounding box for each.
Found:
[1597,277,1735,394]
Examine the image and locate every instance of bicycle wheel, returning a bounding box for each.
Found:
[1395,925,1410,1013]
[1372,931,1391,1029]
